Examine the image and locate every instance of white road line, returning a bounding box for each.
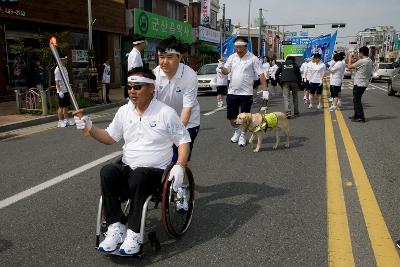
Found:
[368,83,387,92]
[0,151,122,210]
[203,106,225,116]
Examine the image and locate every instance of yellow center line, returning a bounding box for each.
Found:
[335,108,400,266]
[323,89,355,266]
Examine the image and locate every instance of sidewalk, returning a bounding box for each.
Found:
[0,87,126,133]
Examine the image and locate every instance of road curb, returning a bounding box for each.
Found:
[0,100,126,133]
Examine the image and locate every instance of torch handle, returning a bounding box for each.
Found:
[72,109,90,136]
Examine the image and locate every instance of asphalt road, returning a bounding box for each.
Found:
[1,80,399,266]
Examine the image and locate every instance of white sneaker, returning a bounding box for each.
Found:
[58,120,67,128]
[67,118,75,126]
[317,103,322,110]
[328,97,333,102]
[337,100,342,107]
[176,186,189,212]
[231,129,241,143]
[98,222,126,253]
[217,100,223,108]
[119,229,140,255]
[238,133,246,147]
[329,105,336,112]
[308,103,313,109]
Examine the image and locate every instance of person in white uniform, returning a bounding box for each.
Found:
[74,67,191,256]
[300,59,310,104]
[153,36,200,161]
[102,59,111,103]
[216,58,228,108]
[220,36,268,147]
[328,53,346,111]
[307,53,326,110]
[125,35,145,98]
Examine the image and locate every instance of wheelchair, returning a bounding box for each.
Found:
[95,162,195,258]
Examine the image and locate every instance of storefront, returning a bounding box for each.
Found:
[0,0,125,98]
[193,25,221,66]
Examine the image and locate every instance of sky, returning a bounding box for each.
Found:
[219,0,400,47]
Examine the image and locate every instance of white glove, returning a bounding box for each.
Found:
[168,164,185,192]
[74,115,93,131]
[59,92,64,99]
[262,90,270,100]
[218,62,224,68]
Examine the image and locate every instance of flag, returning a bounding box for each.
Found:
[222,33,237,60]
[328,30,337,61]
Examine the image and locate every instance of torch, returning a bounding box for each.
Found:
[49,37,89,136]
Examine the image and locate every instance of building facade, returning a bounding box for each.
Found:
[0,0,126,99]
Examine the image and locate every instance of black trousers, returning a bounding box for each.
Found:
[100,163,164,233]
[353,85,367,119]
[103,83,110,101]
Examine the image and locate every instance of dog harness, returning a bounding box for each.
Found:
[251,113,278,132]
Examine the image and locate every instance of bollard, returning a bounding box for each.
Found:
[14,89,21,114]
[37,84,48,115]
[102,83,107,104]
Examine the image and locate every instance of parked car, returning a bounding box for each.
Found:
[371,62,395,82]
[387,61,400,96]
[197,63,218,93]
[344,66,352,79]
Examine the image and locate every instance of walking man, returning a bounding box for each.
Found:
[220,36,268,147]
[275,56,302,118]
[102,59,111,103]
[347,46,373,122]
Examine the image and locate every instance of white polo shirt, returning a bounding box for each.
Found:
[224,51,263,95]
[300,62,308,80]
[105,99,191,170]
[308,61,326,84]
[269,64,278,80]
[216,67,228,86]
[305,61,313,81]
[54,65,69,94]
[154,63,200,129]
[102,63,110,84]
[329,61,346,86]
[262,63,270,79]
[127,47,143,71]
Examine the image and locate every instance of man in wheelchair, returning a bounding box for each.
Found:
[74,67,191,256]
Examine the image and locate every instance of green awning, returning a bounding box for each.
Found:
[198,44,219,53]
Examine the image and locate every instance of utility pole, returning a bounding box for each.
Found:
[258,8,262,57]
[87,0,98,102]
[220,3,225,58]
[247,0,251,41]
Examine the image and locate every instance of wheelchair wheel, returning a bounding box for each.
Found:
[161,167,195,238]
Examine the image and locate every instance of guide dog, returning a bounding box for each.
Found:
[235,112,290,152]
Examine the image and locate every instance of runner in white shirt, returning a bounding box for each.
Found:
[328,53,346,111]
[216,58,228,108]
[262,56,270,87]
[300,59,310,104]
[153,36,200,161]
[307,53,326,109]
[73,67,191,255]
[102,59,111,103]
[269,59,279,96]
[220,36,268,147]
[126,35,145,98]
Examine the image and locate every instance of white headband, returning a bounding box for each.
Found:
[234,41,247,46]
[127,76,155,84]
[132,40,145,45]
[158,48,181,55]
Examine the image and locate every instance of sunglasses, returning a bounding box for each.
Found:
[127,84,147,91]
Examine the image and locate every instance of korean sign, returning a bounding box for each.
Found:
[200,0,211,26]
[133,8,192,44]
[198,26,220,44]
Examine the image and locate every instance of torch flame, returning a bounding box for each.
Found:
[50,37,57,46]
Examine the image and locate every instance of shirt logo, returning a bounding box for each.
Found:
[149,117,157,128]
[175,87,182,93]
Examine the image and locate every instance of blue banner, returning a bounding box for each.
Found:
[303,34,334,65]
[328,31,337,62]
[222,33,237,60]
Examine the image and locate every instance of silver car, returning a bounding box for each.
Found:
[387,61,400,96]
[372,62,395,82]
[197,63,218,93]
